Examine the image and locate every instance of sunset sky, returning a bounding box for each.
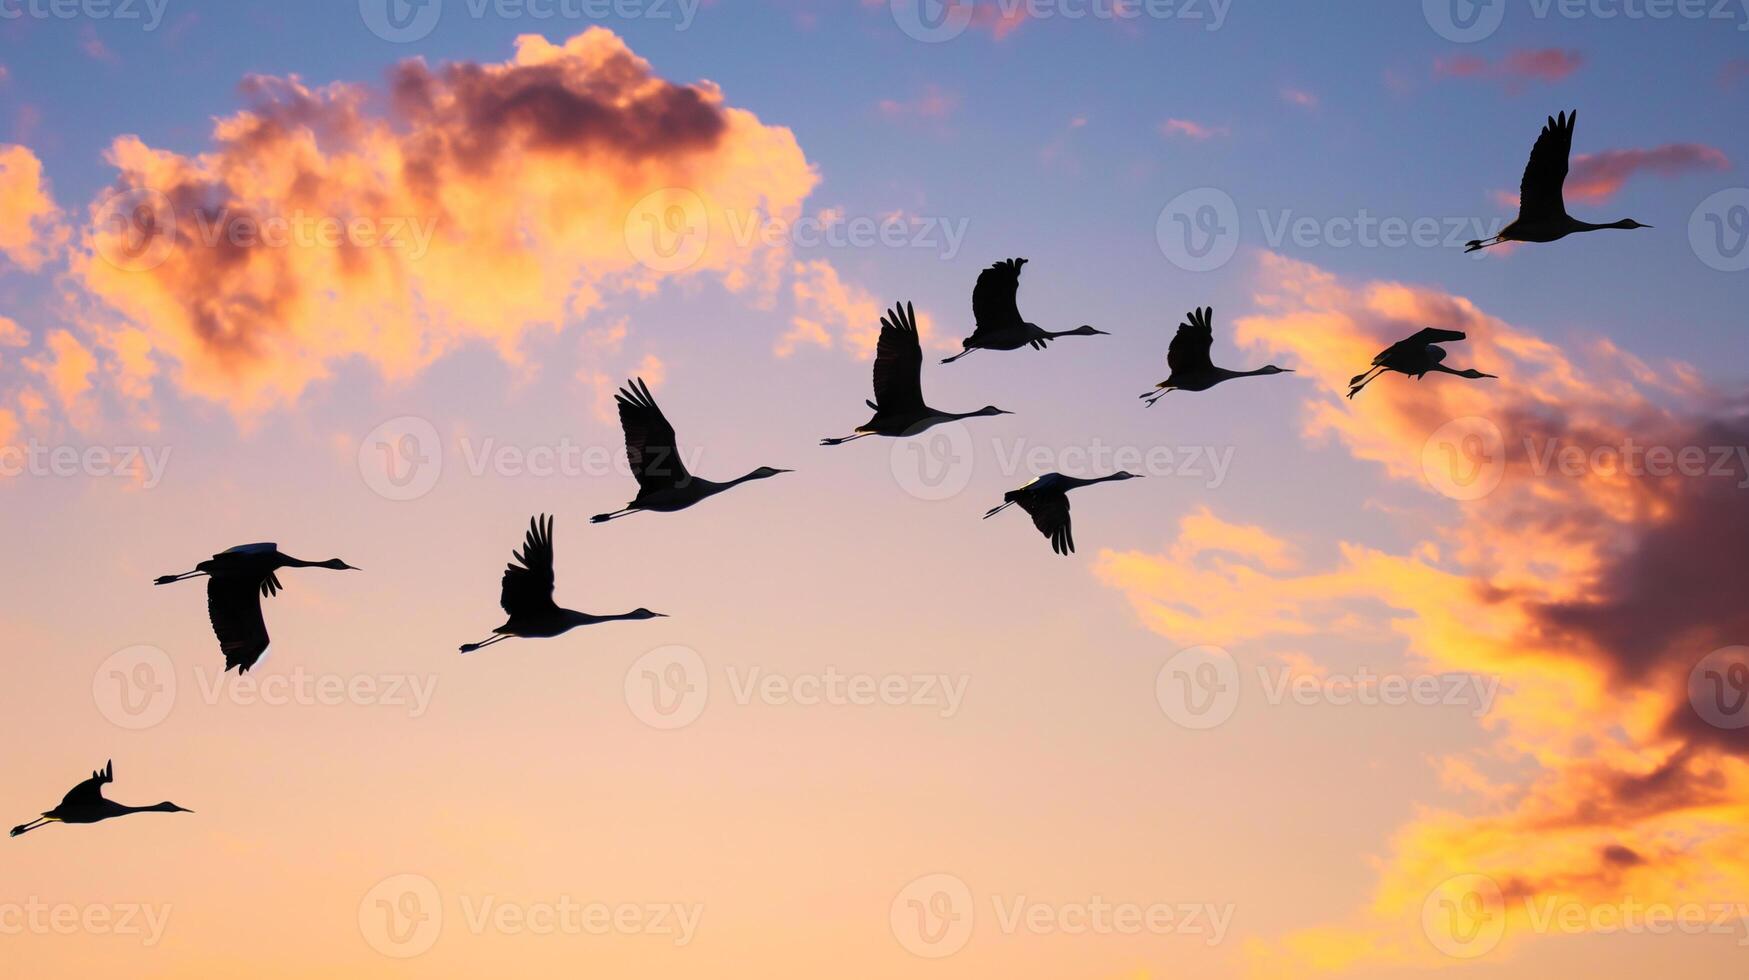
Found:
[2,1,1748,976]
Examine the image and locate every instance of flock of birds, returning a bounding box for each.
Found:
[13,110,1651,836]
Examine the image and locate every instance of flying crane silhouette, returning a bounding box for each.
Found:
[11,761,190,837]
[941,258,1107,364]
[1139,306,1293,406]
[154,544,358,673]
[820,301,1013,445]
[592,378,790,523]
[1347,328,1497,399]
[1466,111,1651,252]
[983,472,1143,556]
[459,515,664,654]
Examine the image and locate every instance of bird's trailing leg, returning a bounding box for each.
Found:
[982,501,1016,520]
[1464,235,1506,253]
[153,570,207,585]
[819,433,872,447]
[458,635,513,654]
[1346,370,1386,400]
[590,509,639,524]
[1139,387,1171,408]
[10,817,50,837]
[940,346,980,365]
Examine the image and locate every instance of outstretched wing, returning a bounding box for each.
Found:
[871,302,925,413]
[500,514,560,619]
[1166,307,1216,375]
[59,760,113,809]
[1017,491,1074,556]
[615,378,690,496]
[1376,327,1467,364]
[1518,110,1573,224]
[969,258,1027,340]
[207,575,271,673]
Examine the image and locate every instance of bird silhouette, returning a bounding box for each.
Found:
[11,761,190,837]
[1347,327,1497,399]
[941,258,1108,364]
[459,515,665,653]
[820,301,1013,445]
[592,378,790,523]
[983,472,1143,556]
[1139,307,1293,406]
[154,544,358,673]
[1466,111,1651,252]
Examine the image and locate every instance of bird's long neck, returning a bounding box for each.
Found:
[1063,473,1129,491]
[121,803,184,815]
[1574,218,1639,233]
[1043,325,1102,338]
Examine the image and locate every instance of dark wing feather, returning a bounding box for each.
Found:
[500,514,560,619]
[969,258,1026,340]
[615,378,690,496]
[59,761,113,809]
[1016,491,1075,556]
[208,574,271,673]
[1517,110,1573,224]
[1376,327,1467,364]
[871,302,925,413]
[1166,307,1215,375]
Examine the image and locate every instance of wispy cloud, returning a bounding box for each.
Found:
[1280,87,1319,110]
[1160,118,1228,141]
[1435,48,1585,92]
[1567,144,1730,203]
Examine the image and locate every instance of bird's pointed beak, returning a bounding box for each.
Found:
[344,563,361,571]
[774,468,795,474]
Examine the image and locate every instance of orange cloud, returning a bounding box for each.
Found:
[0,144,67,270]
[69,29,819,417]
[780,258,951,360]
[1096,253,1749,974]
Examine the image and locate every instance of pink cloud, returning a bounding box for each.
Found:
[1567,144,1730,203]
[1721,59,1749,89]
[1280,87,1318,110]
[1160,118,1227,141]
[1435,48,1584,93]
[876,84,961,122]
